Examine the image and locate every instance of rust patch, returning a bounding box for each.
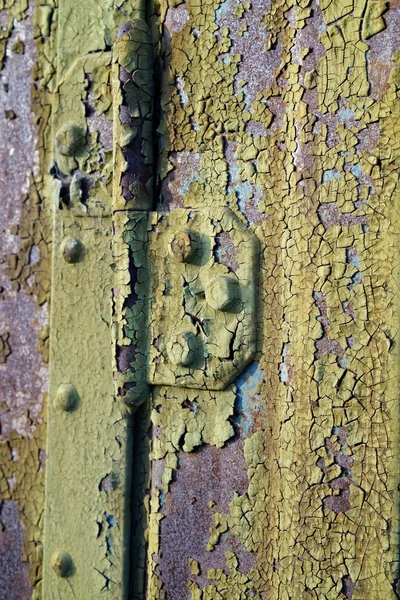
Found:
[319,427,356,515]
[214,231,239,273]
[158,441,255,599]
[160,151,202,210]
[165,5,190,35]
[0,501,32,600]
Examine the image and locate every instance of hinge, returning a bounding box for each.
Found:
[111,23,260,404]
[44,4,259,596]
[146,207,259,390]
[112,206,259,410]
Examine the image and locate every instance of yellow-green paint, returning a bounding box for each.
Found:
[43,0,151,598]
[146,207,258,389]
[144,0,400,598]
[43,208,134,598]
[1,0,400,597]
[112,210,151,410]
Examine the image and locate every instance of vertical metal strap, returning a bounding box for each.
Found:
[44,211,133,598]
[42,3,152,599]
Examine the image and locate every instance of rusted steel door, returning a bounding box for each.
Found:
[1,0,400,598]
[140,2,400,599]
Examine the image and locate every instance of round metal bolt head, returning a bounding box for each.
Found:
[167,331,199,367]
[55,122,86,157]
[205,276,240,312]
[55,384,79,412]
[169,229,198,263]
[60,237,84,263]
[51,550,73,578]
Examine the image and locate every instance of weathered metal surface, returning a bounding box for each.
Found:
[0,3,48,598]
[42,1,144,598]
[111,15,155,413]
[43,207,134,598]
[1,0,400,599]
[145,0,400,598]
[0,500,33,599]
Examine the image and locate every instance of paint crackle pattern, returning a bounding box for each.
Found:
[1,0,400,597]
[146,0,400,598]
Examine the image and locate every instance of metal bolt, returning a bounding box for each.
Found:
[167,331,199,367]
[55,122,86,157]
[205,275,240,312]
[60,237,84,264]
[51,550,73,578]
[169,229,198,263]
[55,384,79,412]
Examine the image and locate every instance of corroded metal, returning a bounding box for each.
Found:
[2,0,400,598]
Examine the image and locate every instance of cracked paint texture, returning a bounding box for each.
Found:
[1,0,151,598]
[2,0,400,598]
[0,1,51,597]
[43,0,154,598]
[145,0,400,598]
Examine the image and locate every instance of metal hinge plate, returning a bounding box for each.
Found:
[146,207,259,390]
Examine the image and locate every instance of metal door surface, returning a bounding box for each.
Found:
[1,0,400,599]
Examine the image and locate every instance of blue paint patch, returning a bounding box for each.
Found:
[322,170,340,184]
[235,181,252,200]
[234,362,264,437]
[229,162,239,182]
[105,513,116,529]
[241,84,250,108]
[339,108,354,122]
[279,363,289,384]
[159,491,167,511]
[235,181,252,218]
[351,163,362,177]
[346,248,360,267]
[179,175,196,197]
[215,0,231,23]
[352,271,364,285]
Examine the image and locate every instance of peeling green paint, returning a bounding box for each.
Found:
[1,0,400,597]
[145,0,400,598]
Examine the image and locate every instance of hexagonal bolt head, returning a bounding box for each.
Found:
[60,237,84,264]
[167,331,200,367]
[169,229,198,263]
[205,276,240,312]
[51,550,73,578]
[55,123,86,157]
[55,384,79,412]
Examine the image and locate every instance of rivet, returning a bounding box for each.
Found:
[167,331,199,367]
[205,275,240,312]
[60,237,84,264]
[55,384,79,412]
[169,229,198,263]
[55,122,86,157]
[51,550,73,578]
